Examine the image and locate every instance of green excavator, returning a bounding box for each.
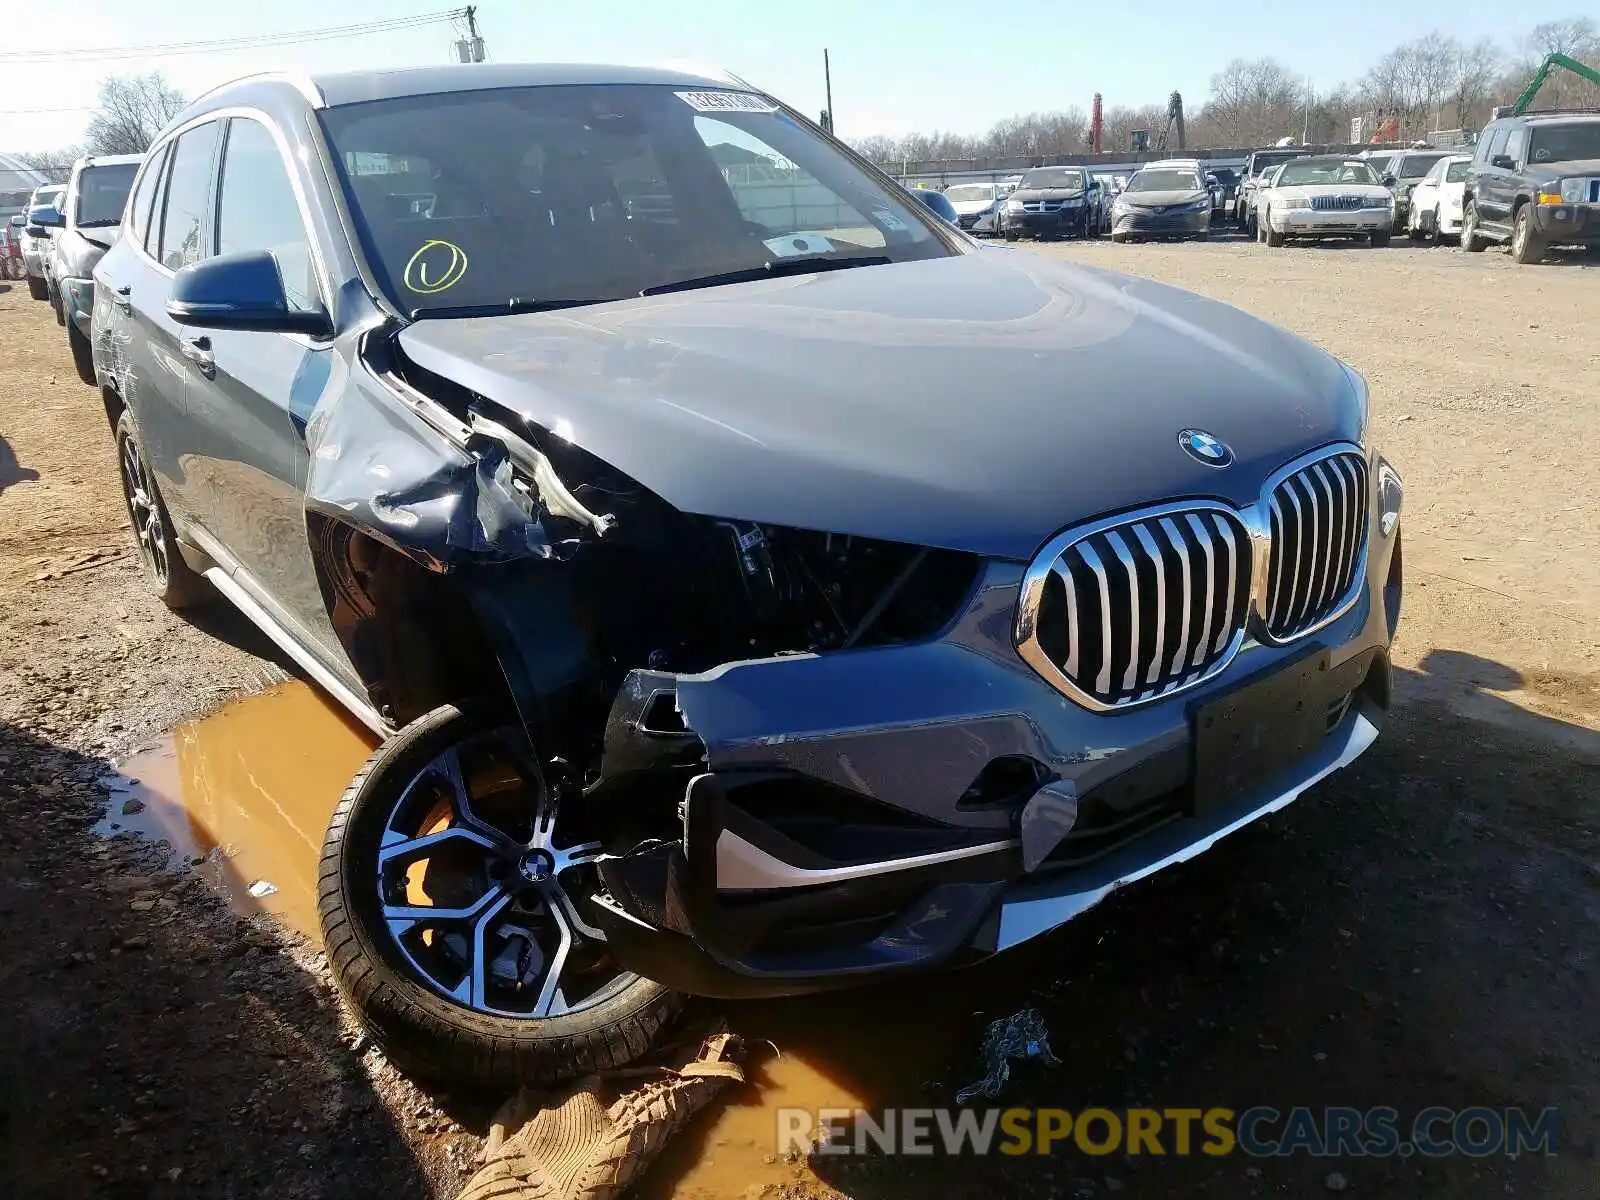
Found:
[1506,52,1600,116]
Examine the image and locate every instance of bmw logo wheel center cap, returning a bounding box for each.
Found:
[516,848,555,886]
[1179,429,1234,468]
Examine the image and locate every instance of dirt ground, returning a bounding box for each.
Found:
[0,233,1597,1199]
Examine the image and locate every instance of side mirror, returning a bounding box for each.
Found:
[8,214,24,227]
[167,250,331,337]
[1381,174,1397,188]
[27,204,64,230]
[1491,155,1515,170]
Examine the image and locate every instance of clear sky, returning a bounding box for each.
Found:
[1,1,1539,153]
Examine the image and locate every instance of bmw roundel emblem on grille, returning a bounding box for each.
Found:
[1178,429,1234,467]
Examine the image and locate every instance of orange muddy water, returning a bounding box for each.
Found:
[97,682,377,939]
[97,682,989,1197]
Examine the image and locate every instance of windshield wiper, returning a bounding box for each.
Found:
[640,254,891,297]
[408,298,606,320]
[77,219,121,228]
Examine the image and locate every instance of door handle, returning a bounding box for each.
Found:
[180,336,215,376]
[113,284,132,312]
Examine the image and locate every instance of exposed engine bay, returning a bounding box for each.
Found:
[387,347,983,690]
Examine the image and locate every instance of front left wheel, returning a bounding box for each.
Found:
[1510,205,1545,264]
[319,704,684,1087]
[27,272,48,301]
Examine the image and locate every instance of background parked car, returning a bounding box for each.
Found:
[1111,160,1212,242]
[19,183,64,300]
[1463,109,1600,263]
[1406,154,1473,243]
[1234,147,1310,233]
[1208,166,1239,219]
[1256,155,1394,247]
[30,153,141,384]
[1386,149,1453,231]
[943,181,1006,234]
[999,165,1095,240]
[910,186,959,225]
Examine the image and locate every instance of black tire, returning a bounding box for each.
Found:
[68,324,96,387]
[1510,205,1545,265]
[27,272,48,301]
[1111,232,1127,243]
[1264,211,1284,247]
[1370,230,1391,248]
[1427,207,1443,247]
[1460,200,1486,252]
[1003,230,1019,242]
[48,279,65,325]
[319,704,684,1088]
[115,410,210,609]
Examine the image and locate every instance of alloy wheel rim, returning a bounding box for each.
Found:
[375,732,634,1019]
[119,434,168,583]
[1512,213,1526,255]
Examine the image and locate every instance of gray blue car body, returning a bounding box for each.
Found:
[91,63,1402,1076]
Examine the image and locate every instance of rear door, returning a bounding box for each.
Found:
[182,115,345,662]
[120,120,223,529]
[94,143,166,390]
[1476,124,1515,228]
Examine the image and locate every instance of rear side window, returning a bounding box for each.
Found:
[1505,128,1527,163]
[158,122,221,271]
[127,144,168,250]
[1486,126,1511,161]
[216,118,318,311]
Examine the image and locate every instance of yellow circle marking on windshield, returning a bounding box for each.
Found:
[404,239,468,294]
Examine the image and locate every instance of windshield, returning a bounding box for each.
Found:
[1397,153,1447,180]
[320,84,949,315]
[74,163,138,226]
[1445,160,1470,183]
[1019,167,1085,190]
[943,184,996,203]
[1529,122,1600,165]
[1275,160,1379,187]
[1127,169,1202,193]
[1365,154,1396,175]
[1249,152,1302,177]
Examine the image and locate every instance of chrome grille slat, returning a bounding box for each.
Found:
[1158,517,1193,680]
[1105,530,1141,693]
[1132,523,1167,685]
[1076,541,1115,697]
[1185,513,1216,667]
[1262,449,1369,641]
[1211,513,1237,653]
[1049,558,1080,678]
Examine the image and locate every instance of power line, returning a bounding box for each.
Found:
[0,9,465,64]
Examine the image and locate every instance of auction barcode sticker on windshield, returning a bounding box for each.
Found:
[676,90,779,114]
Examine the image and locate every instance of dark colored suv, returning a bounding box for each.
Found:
[1463,111,1600,262]
[92,64,1403,1090]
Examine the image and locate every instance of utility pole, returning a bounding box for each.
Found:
[456,5,486,62]
[1302,75,1312,144]
[821,49,834,135]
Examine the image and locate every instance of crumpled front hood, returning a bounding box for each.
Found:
[398,249,1363,562]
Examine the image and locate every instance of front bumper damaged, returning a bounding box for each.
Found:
[591,536,1399,999]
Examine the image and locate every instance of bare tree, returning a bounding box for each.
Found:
[1199,58,1303,146]
[1451,38,1503,129]
[84,73,187,155]
[1521,17,1598,58]
[17,146,83,176]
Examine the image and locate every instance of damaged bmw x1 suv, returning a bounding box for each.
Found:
[91,63,1404,1086]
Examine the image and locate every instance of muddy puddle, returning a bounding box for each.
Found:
[98,682,1000,1195]
[97,681,377,938]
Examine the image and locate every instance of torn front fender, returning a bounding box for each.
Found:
[302,365,558,569]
